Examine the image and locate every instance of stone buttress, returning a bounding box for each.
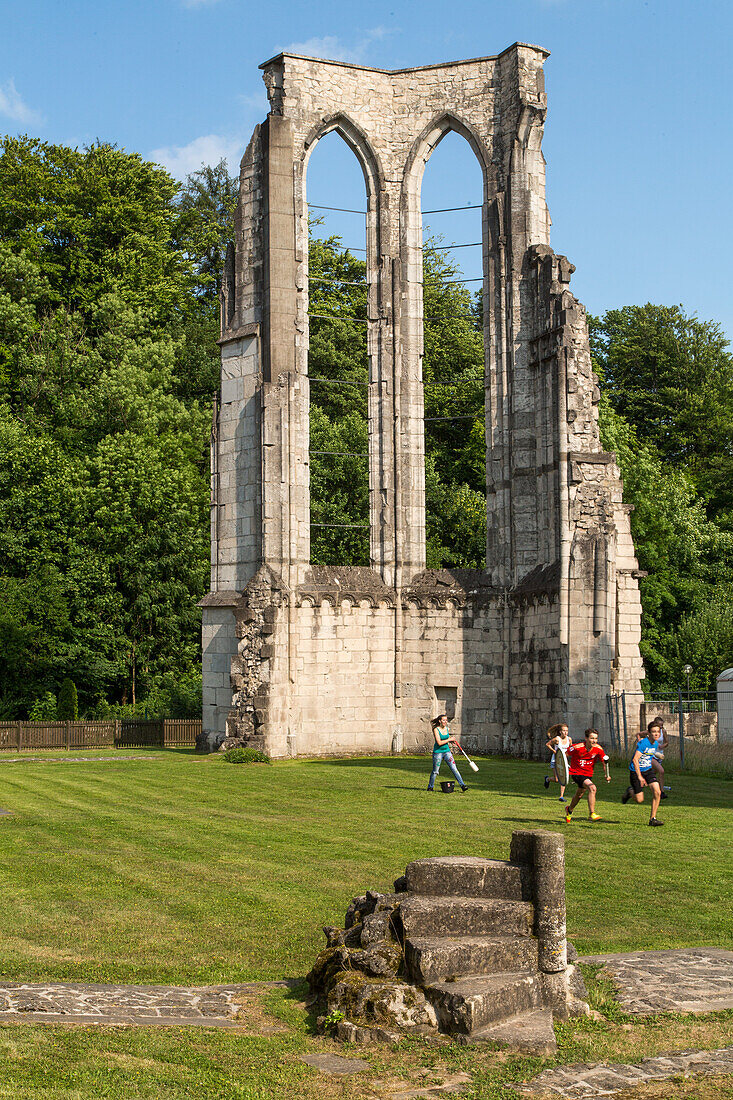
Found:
[200,44,644,757]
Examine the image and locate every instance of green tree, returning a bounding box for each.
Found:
[307,230,370,565]
[0,243,50,397]
[599,397,733,690]
[174,160,238,303]
[57,678,78,720]
[591,304,733,516]
[171,160,238,404]
[0,137,192,328]
[422,240,485,566]
[28,692,58,721]
[669,592,733,694]
[0,137,212,718]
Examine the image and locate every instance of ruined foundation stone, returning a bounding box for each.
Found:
[201,45,644,757]
[306,830,589,1053]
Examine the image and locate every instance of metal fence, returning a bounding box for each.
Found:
[0,719,201,752]
[607,691,718,770]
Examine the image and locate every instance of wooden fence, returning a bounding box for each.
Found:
[0,719,201,752]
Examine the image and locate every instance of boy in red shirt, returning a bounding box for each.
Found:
[565,728,610,823]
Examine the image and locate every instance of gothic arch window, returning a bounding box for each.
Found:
[302,127,375,566]
[405,124,488,569]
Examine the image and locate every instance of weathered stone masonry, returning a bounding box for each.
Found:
[306,831,589,1051]
[200,44,644,756]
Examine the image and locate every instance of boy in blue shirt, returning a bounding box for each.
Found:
[621,718,664,826]
[648,721,669,796]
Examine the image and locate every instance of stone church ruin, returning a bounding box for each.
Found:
[200,43,644,757]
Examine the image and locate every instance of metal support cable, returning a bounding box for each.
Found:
[310,275,483,290]
[424,377,482,386]
[440,242,482,250]
[310,449,368,457]
[310,377,368,387]
[310,376,479,389]
[311,522,370,528]
[309,276,368,287]
[310,311,483,325]
[305,312,372,323]
[318,243,482,254]
[318,243,481,254]
[424,317,482,325]
[311,203,478,215]
[424,204,480,213]
[309,313,370,324]
[425,415,483,422]
[309,204,367,214]
[419,277,484,285]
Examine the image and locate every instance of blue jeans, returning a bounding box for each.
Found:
[428,750,465,790]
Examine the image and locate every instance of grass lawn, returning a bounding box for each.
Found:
[0,749,730,1097]
[0,1003,732,1099]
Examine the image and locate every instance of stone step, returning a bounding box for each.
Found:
[427,972,542,1034]
[457,1007,557,1055]
[397,895,534,941]
[404,935,538,984]
[404,857,530,901]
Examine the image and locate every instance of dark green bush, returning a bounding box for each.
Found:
[222,746,271,765]
[57,678,78,720]
[28,691,58,721]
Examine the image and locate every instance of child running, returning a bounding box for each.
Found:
[564,728,611,823]
[544,722,571,803]
[621,719,665,825]
[647,718,669,798]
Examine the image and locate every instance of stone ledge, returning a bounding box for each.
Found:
[569,451,615,464]
[199,591,241,608]
[217,322,260,345]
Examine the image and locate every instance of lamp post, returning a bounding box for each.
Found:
[683,664,692,707]
[679,665,692,773]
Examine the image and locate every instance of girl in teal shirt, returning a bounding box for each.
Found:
[427,714,467,792]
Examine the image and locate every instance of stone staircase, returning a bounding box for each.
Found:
[307,831,589,1054]
[399,856,555,1050]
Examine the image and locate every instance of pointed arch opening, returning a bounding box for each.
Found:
[404,123,488,569]
[301,124,379,566]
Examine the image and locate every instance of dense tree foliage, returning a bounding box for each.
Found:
[0,137,189,327]
[421,243,485,568]
[594,307,733,692]
[172,160,238,405]
[2,136,731,715]
[307,230,370,565]
[591,304,733,517]
[57,677,78,720]
[308,231,486,568]
[0,137,213,718]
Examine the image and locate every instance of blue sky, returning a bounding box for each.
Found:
[2,0,732,340]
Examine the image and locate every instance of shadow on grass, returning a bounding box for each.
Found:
[153,747,201,756]
[316,756,728,810]
[498,816,622,827]
[320,757,429,770]
[383,785,432,792]
[277,977,322,1037]
[318,755,496,788]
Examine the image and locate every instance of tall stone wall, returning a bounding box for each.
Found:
[200,44,644,755]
